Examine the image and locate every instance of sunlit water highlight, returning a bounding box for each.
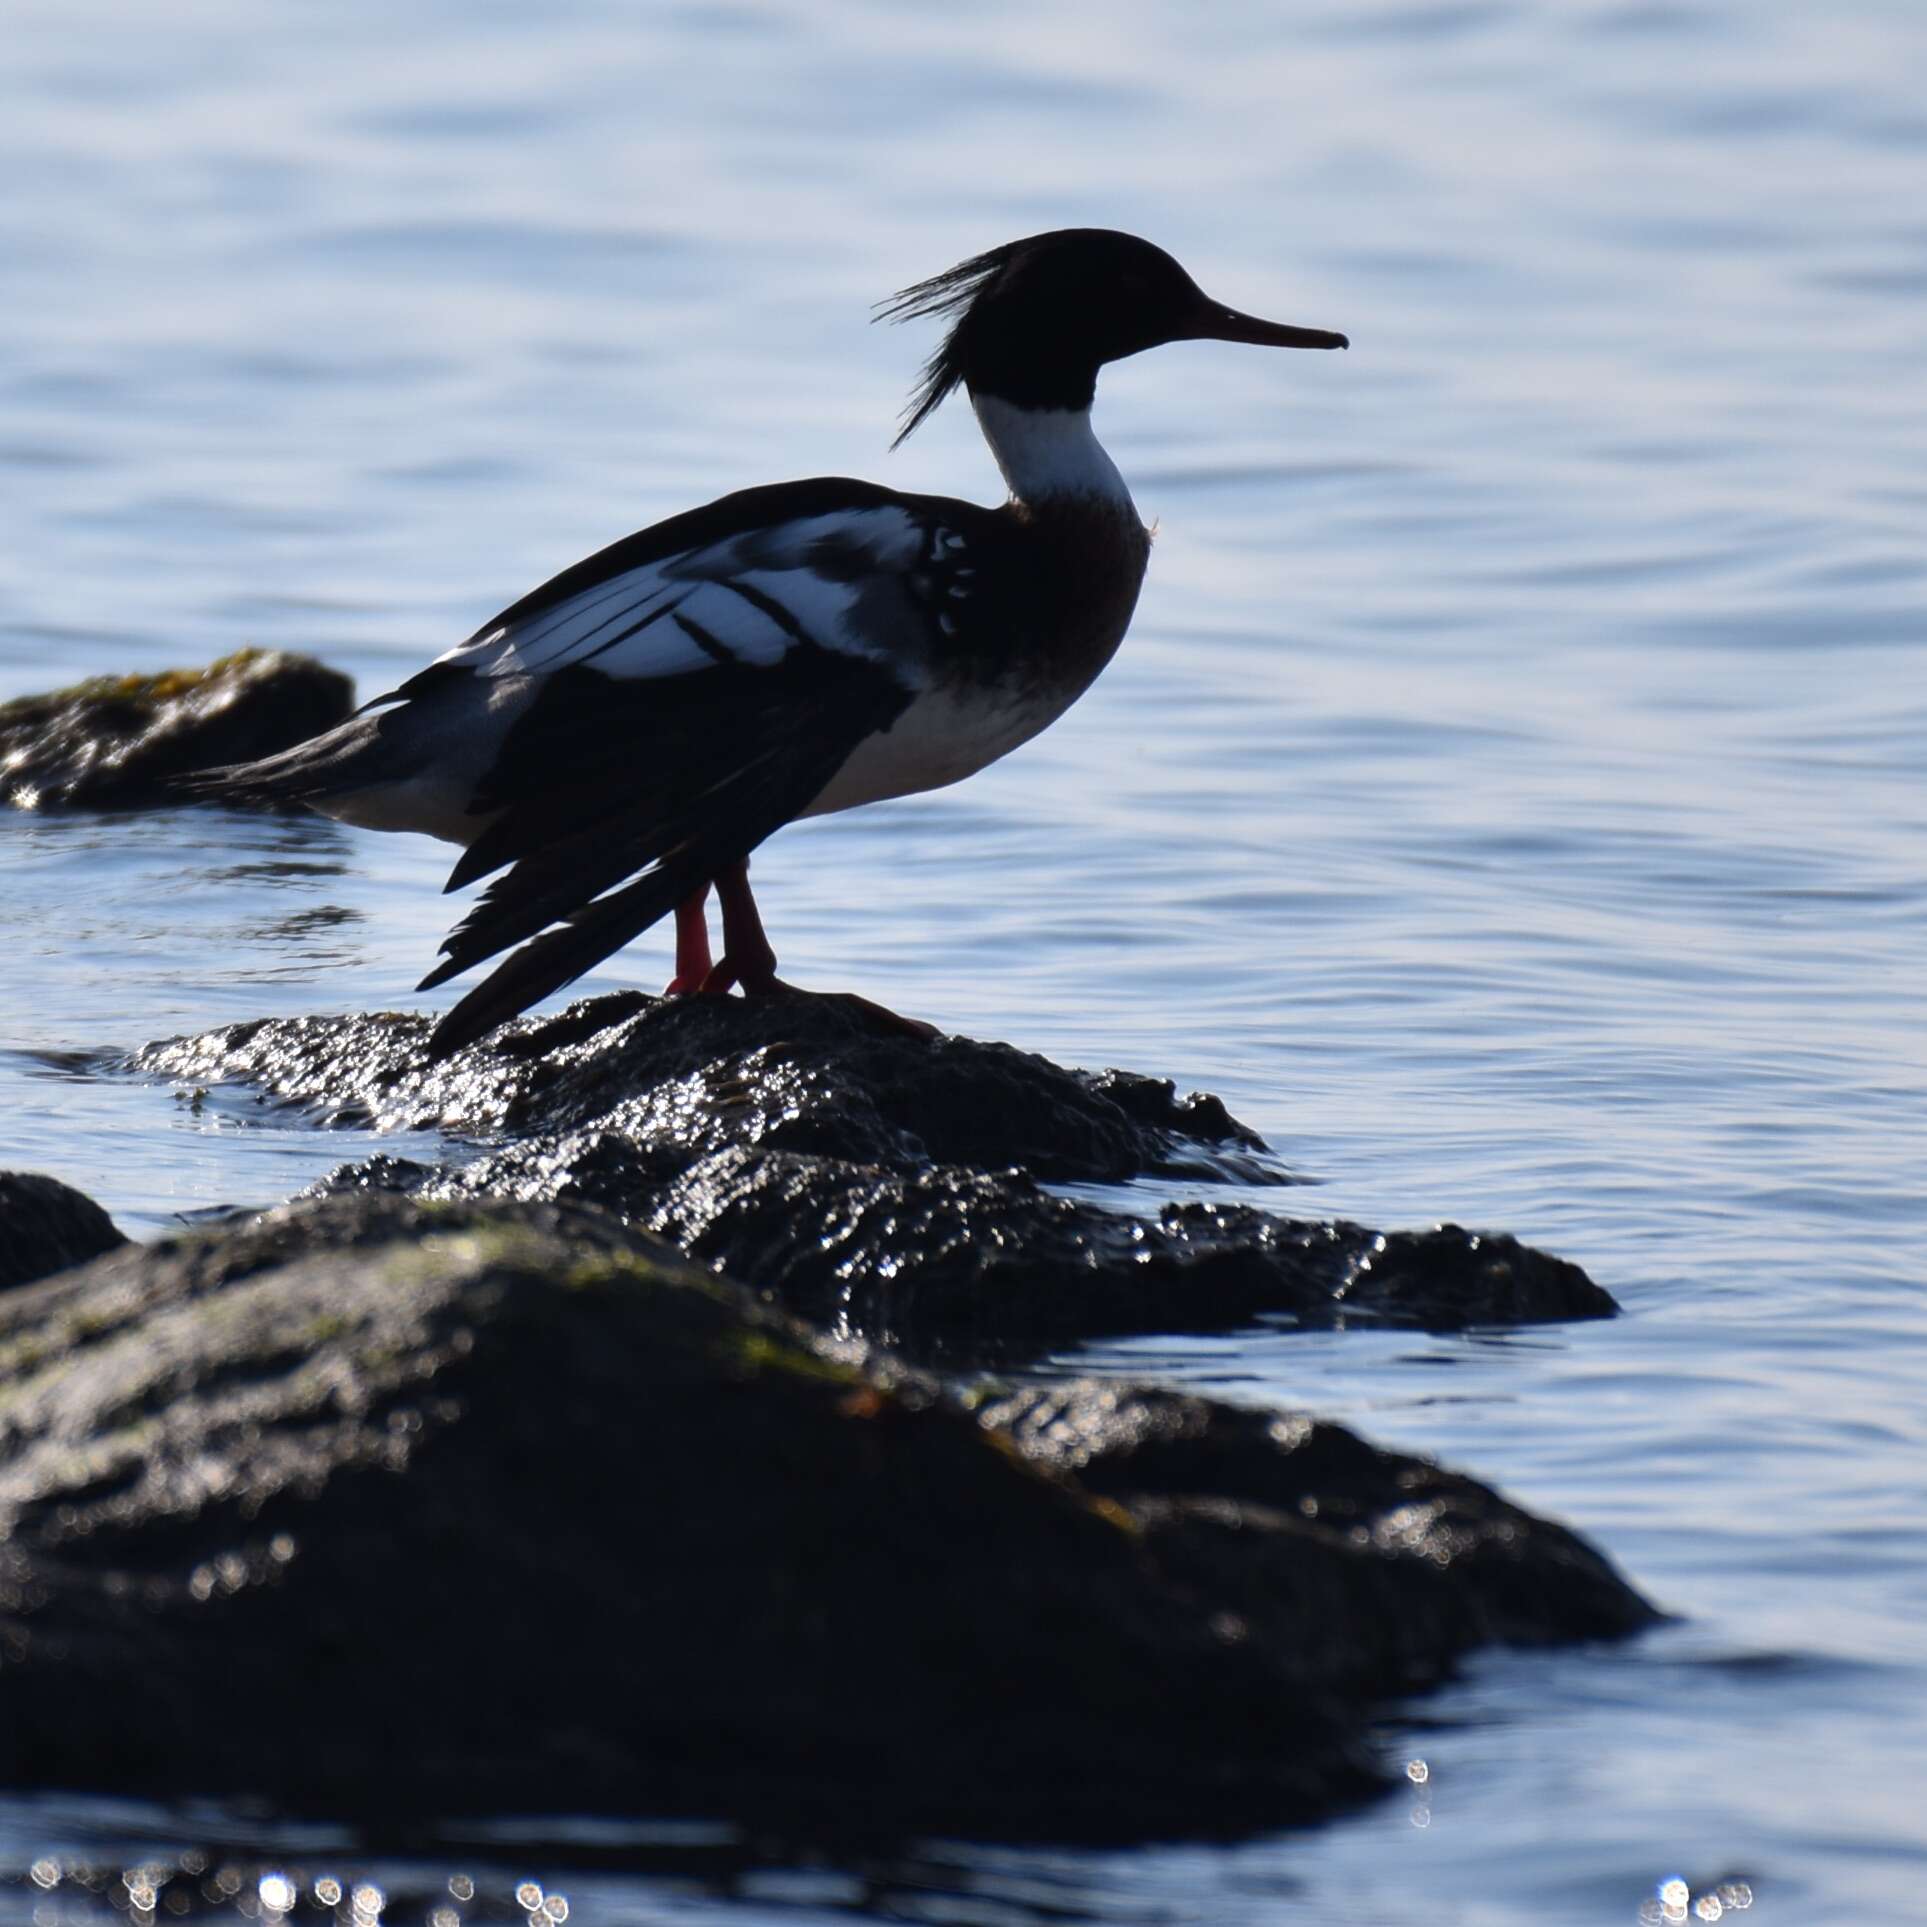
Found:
[3,0,1924,1918]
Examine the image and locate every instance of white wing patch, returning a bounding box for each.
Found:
[438,508,933,684]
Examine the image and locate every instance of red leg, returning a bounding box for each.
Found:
[701,857,780,994]
[664,883,714,994]
[692,856,936,1039]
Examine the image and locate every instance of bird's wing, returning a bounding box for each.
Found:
[417,478,974,689]
[412,480,987,1056]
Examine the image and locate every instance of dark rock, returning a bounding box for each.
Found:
[0,649,354,813]
[0,1196,1654,1838]
[0,1171,126,1290]
[365,1143,1607,1362]
[133,993,1286,1184]
[304,1147,1614,1360]
[643,1155,1611,1352]
[988,1383,1660,1687]
[135,994,1617,1364]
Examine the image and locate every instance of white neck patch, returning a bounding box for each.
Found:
[971,393,1136,512]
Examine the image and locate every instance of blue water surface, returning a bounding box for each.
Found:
[3,1,1924,1919]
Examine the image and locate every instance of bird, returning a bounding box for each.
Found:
[185,229,1346,1059]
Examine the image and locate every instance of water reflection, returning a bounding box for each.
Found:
[203,860,350,886]
[1,807,376,1012]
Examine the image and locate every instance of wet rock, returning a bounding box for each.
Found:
[131,992,1291,1183]
[0,1196,1654,1838]
[320,1144,1609,1363]
[0,649,354,813]
[641,1154,1611,1355]
[0,1172,126,1291]
[136,994,1617,1364]
[988,1383,1659,1687]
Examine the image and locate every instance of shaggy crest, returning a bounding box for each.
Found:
[874,238,1029,449]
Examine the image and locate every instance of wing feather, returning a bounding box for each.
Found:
[420,647,913,1058]
[433,503,935,685]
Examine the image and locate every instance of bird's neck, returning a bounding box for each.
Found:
[970,391,1137,516]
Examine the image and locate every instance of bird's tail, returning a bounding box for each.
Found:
[173,707,419,813]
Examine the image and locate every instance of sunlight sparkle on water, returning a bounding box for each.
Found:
[1640,1875,1752,1923]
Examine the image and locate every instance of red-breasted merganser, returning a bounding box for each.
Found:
[188,229,1346,1057]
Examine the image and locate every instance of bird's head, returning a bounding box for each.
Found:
[879,227,1346,445]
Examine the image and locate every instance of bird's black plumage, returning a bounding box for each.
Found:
[420,645,912,1055]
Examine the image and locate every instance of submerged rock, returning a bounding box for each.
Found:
[134,994,1616,1363]
[0,1196,1655,1837]
[0,649,353,813]
[0,1171,126,1291]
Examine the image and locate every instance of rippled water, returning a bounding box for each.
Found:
[4,0,1925,1918]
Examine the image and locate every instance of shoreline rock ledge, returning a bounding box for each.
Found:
[0,649,353,814]
[0,1194,1658,1839]
[133,992,1618,1365]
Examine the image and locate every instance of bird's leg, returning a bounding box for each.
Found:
[702,857,937,1039]
[700,857,781,995]
[663,883,715,995]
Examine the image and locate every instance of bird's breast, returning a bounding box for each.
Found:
[804,504,1151,818]
[949,497,1152,698]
